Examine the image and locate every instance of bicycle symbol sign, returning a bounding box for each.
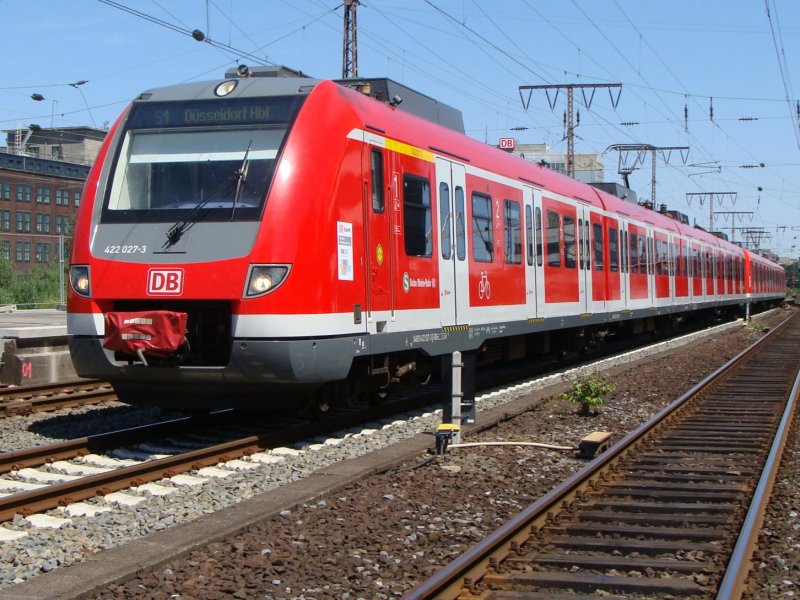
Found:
[478,271,491,300]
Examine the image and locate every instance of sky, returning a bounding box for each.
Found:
[2,0,799,257]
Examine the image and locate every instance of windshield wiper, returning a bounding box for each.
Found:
[163,141,253,249]
[163,193,213,248]
[230,140,252,222]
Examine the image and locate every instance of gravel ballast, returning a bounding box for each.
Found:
[0,311,796,599]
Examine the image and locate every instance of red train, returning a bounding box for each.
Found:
[66,67,786,410]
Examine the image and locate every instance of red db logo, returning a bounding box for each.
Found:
[147,269,184,295]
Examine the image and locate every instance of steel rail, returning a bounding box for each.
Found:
[0,380,113,417]
[715,352,800,599]
[403,311,798,600]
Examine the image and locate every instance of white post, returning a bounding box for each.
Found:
[451,351,462,445]
[58,234,64,306]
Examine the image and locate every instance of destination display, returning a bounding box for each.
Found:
[127,96,306,129]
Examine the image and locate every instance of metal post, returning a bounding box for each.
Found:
[58,234,64,307]
[450,351,462,444]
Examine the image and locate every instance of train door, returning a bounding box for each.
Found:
[646,227,656,306]
[577,207,589,314]
[364,145,393,328]
[619,220,630,309]
[523,186,543,318]
[435,157,468,326]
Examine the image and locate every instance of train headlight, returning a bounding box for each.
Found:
[244,264,291,298]
[69,265,91,298]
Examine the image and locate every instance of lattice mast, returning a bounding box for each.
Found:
[342,0,359,79]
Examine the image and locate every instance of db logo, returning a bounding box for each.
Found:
[147,269,184,295]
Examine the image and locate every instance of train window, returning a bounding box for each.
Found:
[640,237,649,275]
[471,192,493,263]
[655,240,663,276]
[504,200,522,264]
[546,210,560,267]
[525,205,534,266]
[593,223,604,271]
[578,218,584,270]
[585,220,591,270]
[630,233,639,273]
[609,227,619,272]
[455,186,466,261]
[621,230,628,273]
[682,243,688,277]
[535,207,543,266]
[403,175,432,257]
[564,215,576,269]
[439,182,451,260]
[371,149,384,213]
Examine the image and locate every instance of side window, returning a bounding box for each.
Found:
[535,207,543,266]
[546,210,560,267]
[471,192,493,263]
[525,205,534,266]
[403,175,432,257]
[563,215,576,269]
[630,233,639,273]
[621,229,628,273]
[593,222,604,271]
[439,182,451,260]
[455,186,466,261]
[504,200,522,264]
[370,149,384,213]
[609,226,618,272]
[640,236,648,274]
[656,240,663,275]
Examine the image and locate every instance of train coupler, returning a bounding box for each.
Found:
[434,423,460,455]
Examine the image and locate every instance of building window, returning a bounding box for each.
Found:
[56,214,69,234]
[35,242,51,263]
[471,192,493,263]
[16,211,31,233]
[0,210,9,231]
[0,181,10,200]
[1,240,9,261]
[56,188,69,205]
[35,213,51,233]
[36,187,51,204]
[74,190,81,207]
[16,184,31,202]
[402,175,432,257]
[15,241,30,262]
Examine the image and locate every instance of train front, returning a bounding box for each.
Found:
[67,75,335,408]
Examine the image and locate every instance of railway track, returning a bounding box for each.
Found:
[0,381,458,526]
[0,380,115,417]
[0,315,775,537]
[406,311,800,599]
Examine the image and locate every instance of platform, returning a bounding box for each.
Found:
[0,307,77,386]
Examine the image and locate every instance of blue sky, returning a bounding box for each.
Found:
[2,0,799,256]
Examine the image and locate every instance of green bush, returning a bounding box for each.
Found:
[0,259,64,307]
[561,374,616,416]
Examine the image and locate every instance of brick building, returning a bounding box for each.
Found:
[0,126,105,271]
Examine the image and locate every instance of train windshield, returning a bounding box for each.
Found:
[102,96,304,224]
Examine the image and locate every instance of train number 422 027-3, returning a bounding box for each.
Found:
[103,245,147,254]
